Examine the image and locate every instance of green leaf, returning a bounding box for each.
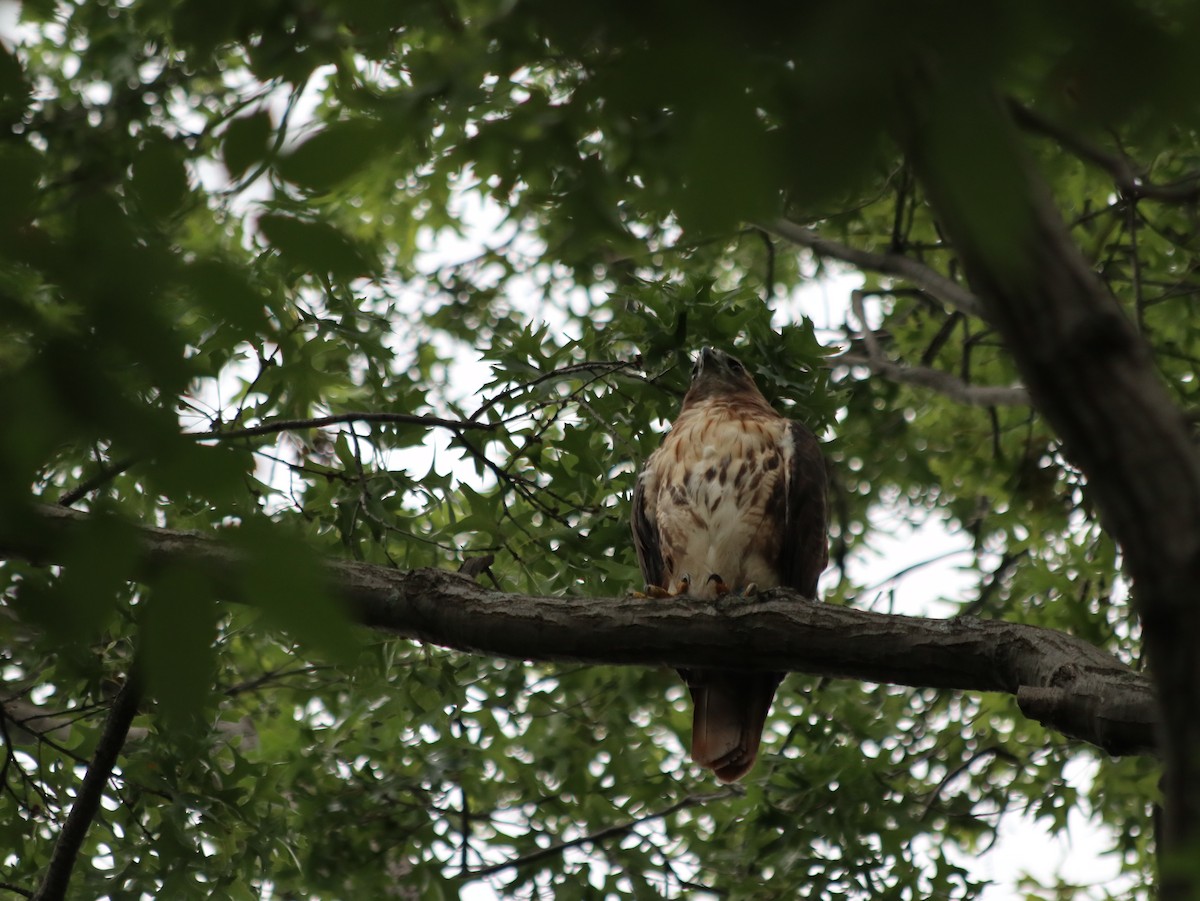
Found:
[142,563,218,726]
[231,519,359,662]
[130,133,190,220]
[258,214,376,278]
[186,258,267,333]
[12,511,138,642]
[223,111,274,179]
[277,119,385,192]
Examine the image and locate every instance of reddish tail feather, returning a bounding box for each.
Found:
[687,672,782,783]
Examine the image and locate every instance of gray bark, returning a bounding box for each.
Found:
[5,504,1157,759]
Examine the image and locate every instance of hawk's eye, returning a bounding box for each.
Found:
[728,359,744,375]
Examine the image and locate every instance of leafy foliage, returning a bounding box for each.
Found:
[1,0,1194,897]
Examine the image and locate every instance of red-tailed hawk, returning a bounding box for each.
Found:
[632,346,828,782]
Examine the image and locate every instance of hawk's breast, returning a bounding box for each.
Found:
[639,399,791,599]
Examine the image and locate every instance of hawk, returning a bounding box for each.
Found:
[632,346,828,782]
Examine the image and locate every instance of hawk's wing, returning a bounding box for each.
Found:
[780,420,829,599]
[631,472,666,590]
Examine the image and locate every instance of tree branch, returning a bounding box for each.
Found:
[838,352,1030,406]
[841,290,1029,406]
[55,413,493,508]
[1009,102,1200,204]
[57,457,137,508]
[3,505,1158,759]
[458,788,738,880]
[30,673,142,901]
[759,218,987,319]
[193,411,494,443]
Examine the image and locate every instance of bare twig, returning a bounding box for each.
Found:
[837,353,1031,407]
[1127,200,1146,334]
[458,788,737,880]
[194,411,494,443]
[958,550,1031,619]
[57,457,136,508]
[469,360,642,423]
[841,292,1030,407]
[55,412,491,508]
[919,746,1022,820]
[222,664,330,697]
[759,219,987,319]
[31,673,142,901]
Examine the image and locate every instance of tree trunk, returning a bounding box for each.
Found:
[905,91,1200,898]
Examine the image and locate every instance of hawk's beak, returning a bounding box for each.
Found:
[697,346,717,372]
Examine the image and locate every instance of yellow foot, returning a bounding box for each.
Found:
[634,585,673,599]
[633,574,691,598]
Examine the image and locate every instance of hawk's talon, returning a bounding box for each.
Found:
[707,573,733,596]
[639,584,673,599]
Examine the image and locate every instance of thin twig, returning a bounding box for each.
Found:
[57,457,137,508]
[222,664,330,697]
[468,360,641,423]
[458,788,737,880]
[919,746,1022,820]
[841,294,1029,407]
[195,411,494,443]
[56,412,490,507]
[1127,200,1146,334]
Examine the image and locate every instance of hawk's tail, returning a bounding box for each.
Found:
[686,671,782,783]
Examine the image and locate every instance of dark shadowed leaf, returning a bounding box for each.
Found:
[0,142,39,228]
[131,133,190,220]
[142,564,218,725]
[223,111,274,179]
[231,519,358,662]
[277,119,387,192]
[258,213,376,278]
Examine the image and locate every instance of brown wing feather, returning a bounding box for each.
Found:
[631,473,667,590]
[780,420,829,597]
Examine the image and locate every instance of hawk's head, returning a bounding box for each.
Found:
[683,347,764,405]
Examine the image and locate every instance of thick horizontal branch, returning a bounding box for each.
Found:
[6,505,1157,758]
